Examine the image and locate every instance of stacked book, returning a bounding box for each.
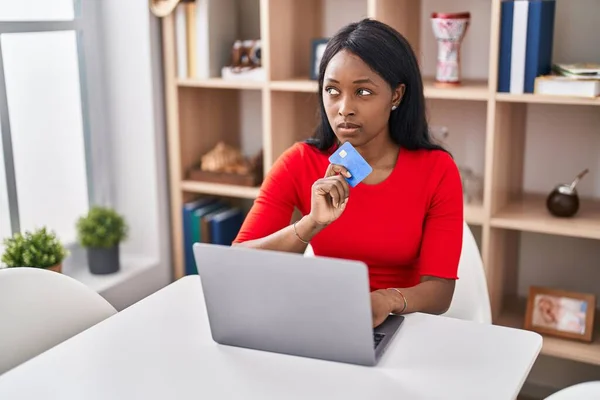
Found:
[173,0,239,80]
[182,197,246,275]
[497,0,556,94]
[534,63,600,98]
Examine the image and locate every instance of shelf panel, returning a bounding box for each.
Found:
[491,194,600,240]
[181,180,260,199]
[465,203,485,225]
[270,78,318,93]
[177,78,265,90]
[423,78,489,101]
[497,297,600,366]
[496,92,600,107]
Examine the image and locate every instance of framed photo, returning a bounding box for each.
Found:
[310,38,329,80]
[524,286,596,342]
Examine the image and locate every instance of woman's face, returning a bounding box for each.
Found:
[322,49,403,148]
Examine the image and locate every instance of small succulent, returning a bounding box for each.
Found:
[76,206,128,248]
[2,227,68,268]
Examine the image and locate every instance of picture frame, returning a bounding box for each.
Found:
[310,38,329,80]
[524,286,596,342]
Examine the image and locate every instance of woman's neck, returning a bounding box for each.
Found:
[356,131,399,169]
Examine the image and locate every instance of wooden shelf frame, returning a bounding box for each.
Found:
[178,78,265,90]
[180,181,260,199]
[491,194,600,241]
[496,92,600,107]
[160,0,600,366]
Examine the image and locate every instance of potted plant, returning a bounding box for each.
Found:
[1,227,68,272]
[76,206,128,275]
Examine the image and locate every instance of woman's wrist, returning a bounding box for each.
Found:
[372,289,396,315]
[384,288,408,314]
[294,215,327,243]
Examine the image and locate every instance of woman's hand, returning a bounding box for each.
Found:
[308,164,351,227]
[371,290,394,328]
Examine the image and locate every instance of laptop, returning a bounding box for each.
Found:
[192,243,404,366]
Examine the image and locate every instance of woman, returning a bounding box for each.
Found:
[233,18,463,328]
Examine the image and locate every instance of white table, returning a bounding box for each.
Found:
[0,276,542,400]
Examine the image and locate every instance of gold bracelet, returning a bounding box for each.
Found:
[388,288,407,314]
[293,220,309,244]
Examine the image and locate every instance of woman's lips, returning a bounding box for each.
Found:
[337,122,361,134]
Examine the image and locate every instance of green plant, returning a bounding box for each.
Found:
[76,206,128,248]
[2,227,68,268]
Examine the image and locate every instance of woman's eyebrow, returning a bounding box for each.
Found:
[324,77,378,86]
[352,78,378,86]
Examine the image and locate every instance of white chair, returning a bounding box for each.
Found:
[0,267,117,374]
[443,222,492,324]
[304,221,492,324]
[544,381,600,400]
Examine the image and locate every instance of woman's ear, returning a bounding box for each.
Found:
[392,84,406,108]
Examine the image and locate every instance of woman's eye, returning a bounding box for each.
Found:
[325,87,340,95]
[358,89,372,96]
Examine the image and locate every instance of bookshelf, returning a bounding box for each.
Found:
[160,0,600,367]
[496,92,600,106]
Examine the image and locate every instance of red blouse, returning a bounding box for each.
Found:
[233,142,464,291]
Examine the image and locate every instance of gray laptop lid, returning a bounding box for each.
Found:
[193,243,378,366]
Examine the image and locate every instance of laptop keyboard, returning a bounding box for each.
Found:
[373,332,385,348]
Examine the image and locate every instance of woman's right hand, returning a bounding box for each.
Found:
[308,164,351,227]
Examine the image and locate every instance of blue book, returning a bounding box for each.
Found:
[524,0,556,93]
[200,205,231,245]
[189,201,225,274]
[182,197,217,275]
[209,208,245,246]
[498,0,514,93]
[192,201,225,243]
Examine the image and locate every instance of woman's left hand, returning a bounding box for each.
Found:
[370,290,393,328]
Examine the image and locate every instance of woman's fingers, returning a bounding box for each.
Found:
[331,178,349,205]
[324,163,352,179]
[335,176,350,200]
[315,178,347,208]
[328,181,342,208]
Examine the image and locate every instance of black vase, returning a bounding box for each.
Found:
[87,246,120,275]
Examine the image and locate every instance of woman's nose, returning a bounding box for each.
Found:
[338,97,356,116]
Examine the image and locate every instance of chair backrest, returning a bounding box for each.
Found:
[443,222,492,324]
[544,381,600,400]
[304,221,492,324]
[0,267,117,374]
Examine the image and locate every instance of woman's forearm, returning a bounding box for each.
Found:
[381,277,456,315]
[232,215,325,253]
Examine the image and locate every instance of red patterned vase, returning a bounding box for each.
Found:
[430,12,471,87]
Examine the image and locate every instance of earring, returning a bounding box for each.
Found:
[391,105,397,111]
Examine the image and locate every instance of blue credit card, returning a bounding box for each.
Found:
[328,142,373,187]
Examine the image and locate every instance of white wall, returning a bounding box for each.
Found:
[420,0,492,81]
[236,0,263,160]
[95,0,171,309]
[240,91,263,159]
[238,0,261,40]
[322,0,368,37]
